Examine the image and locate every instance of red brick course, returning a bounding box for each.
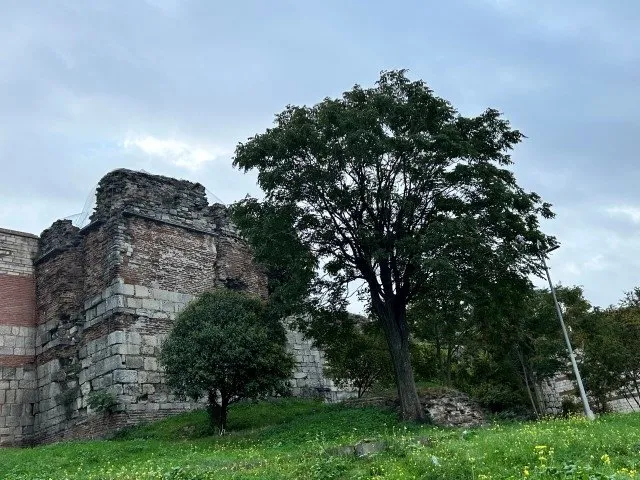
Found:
[0,274,36,327]
[0,354,35,366]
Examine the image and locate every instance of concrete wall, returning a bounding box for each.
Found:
[0,228,38,445]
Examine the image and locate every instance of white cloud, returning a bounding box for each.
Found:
[583,254,608,272]
[122,134,231,171]
[605,205,640,224]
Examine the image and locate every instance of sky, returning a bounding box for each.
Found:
[1,0,639,309]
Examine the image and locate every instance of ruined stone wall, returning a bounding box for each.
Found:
[286,327,354,402]
[0,169,342,445]
[32,221,86,442]
[121,217,218,294]
[29,170,289,443]
[0,228,38,445]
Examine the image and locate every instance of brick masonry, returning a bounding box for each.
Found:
[0,229,38,444]
[0,169,344,446]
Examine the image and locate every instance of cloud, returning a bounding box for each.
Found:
[1,0,640,310]
[122,135,231,171]
[605,205,640,224]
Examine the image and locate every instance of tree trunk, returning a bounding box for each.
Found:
[445,344,453,386]
[373,296,426,423]
[207,391,229,434]
[220,396,228,433]
[207,391,221,432]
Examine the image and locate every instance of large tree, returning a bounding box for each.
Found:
[159,289,294,432]
[232,70,554,421]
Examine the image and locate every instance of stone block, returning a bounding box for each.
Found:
[141,298,161,311]
[141,345,155,355]
[143,357,158,371]
[126,297,142,309]
[113,369,137,384]
[135,285,150,298]
[142,384,156,395]
[107,384,124,396]
[127,332,142,345]
[106,295,125,311]
[101,284,114,300]
[80,382,91,396]
[103,355,124,373]
[107,331,126,346]
[124,384,141,397]
[125,356,144,369]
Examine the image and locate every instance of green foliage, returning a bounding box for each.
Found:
[309,313,393,398]
[158,289,295,432]
[87,390,118,415]
[409,285,591,416]
[578,288,640,412]
[409,340,440,383]
[3,398,640,479]
[232,69,554,421]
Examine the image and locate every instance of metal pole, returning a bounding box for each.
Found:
[539,251,596,420]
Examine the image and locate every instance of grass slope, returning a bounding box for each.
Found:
[2,399,640,479]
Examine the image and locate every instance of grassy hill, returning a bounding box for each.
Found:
[2,398,640,479]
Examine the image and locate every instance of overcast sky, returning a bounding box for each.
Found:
[1,0,639,309]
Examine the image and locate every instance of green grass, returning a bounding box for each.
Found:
[3,398,640,479]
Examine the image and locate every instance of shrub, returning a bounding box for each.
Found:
[159,289,295,432]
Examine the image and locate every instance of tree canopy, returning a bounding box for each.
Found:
[232,70,554,421]
[159,289,294,432]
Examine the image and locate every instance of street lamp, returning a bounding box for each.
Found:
[536,240,596,421]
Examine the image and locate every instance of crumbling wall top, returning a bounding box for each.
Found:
[90,169,223,232]
[38,220,81,256]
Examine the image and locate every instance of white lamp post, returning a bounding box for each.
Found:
[536,240,596,421]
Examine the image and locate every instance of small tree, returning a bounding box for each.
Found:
[159,289,294,432]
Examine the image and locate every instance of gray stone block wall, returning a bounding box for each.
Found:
[540,371,640,415]
[32,280,344,442]
[0,365,36,445]
[286,327,354,402]
[0,228,38,277]
[0,326,35,357]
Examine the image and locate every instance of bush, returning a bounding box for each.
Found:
[159,289,295,432]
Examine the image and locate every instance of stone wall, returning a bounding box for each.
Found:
[0,228,38,445]
[541,372,640,415]
[0,169,339,446]
[286,327,353,401]
[120,217,218,294]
